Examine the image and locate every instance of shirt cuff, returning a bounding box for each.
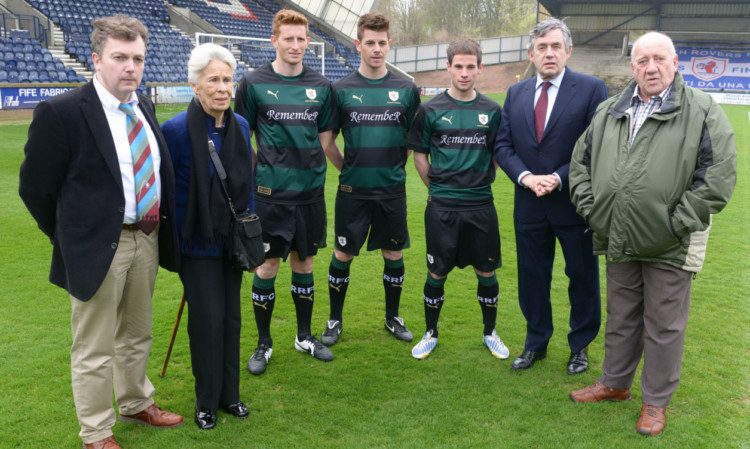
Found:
[518,171,531,187]
[553,172,562,191]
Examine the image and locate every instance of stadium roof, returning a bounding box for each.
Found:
[538,0,750,40]
[539,0,750,18]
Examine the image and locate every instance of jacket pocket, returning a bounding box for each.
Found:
[624,205,681,258]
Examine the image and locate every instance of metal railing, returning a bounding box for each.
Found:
[388,34,531,73]
[0,13,48,45]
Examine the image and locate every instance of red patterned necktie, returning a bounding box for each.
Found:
[535,81,552,143]
[119,103,159,235]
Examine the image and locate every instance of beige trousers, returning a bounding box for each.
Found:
[70,227,159,443]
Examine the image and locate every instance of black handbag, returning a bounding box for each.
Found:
[207,139,265,271]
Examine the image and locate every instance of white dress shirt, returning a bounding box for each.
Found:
[518,68,566,189]
[93,76,161,224]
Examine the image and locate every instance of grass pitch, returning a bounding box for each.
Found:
[0,96,747,448]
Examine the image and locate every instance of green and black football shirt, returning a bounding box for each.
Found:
[332,70,420,199]
[407,90,502,208]
[236,63,334,205]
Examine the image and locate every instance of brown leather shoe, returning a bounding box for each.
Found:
[637,403,666,435]
[83,435,121,449]
[569,380,632,403]
[120,403,184,428]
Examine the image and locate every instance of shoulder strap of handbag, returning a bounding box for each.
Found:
[207,138,240,221]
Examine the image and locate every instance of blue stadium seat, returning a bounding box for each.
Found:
[0,70,7,82]
[39,71,49,82]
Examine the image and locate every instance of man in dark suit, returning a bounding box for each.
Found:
[494,18,607,374]
[19,15,182,449]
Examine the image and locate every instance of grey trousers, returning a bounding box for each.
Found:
[598,261,692,407]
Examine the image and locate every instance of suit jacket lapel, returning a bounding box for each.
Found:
[522,79,537,142]
[80,82,124,196]
[544,69,576,138]
[137,94,168,159]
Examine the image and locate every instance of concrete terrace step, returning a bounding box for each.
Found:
[568,45,633,90]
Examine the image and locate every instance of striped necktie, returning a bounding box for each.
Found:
[119,103,159,235]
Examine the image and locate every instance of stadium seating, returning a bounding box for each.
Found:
[1,0,357,86]
[21,0,190,87]
[0,36,85,84]
[169,0,354,81]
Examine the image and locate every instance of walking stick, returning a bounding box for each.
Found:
[160,292,186,377]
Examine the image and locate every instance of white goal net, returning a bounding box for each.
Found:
[195,32,327,76]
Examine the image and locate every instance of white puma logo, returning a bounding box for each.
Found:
[441,116,453,125]
[352,94,363,103]
[267,90,279,99]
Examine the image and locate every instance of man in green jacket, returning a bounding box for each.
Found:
[567,32,736,436]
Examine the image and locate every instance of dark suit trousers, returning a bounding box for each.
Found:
[515,220,601,353]
[180,257,243,411]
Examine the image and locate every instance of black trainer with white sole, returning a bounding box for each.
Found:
[385,316,413,342]
[294,334,334,361]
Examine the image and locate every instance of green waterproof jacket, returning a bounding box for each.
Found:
[569,73,736,272]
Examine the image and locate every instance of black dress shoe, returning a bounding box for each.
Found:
[221,401,249,418]
[511,349,547,370]
[195,407,217,430]
[567,347,589,375]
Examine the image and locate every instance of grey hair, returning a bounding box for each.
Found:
[631,32,676,63]
[187,43,237,84]
[527,17,572,52]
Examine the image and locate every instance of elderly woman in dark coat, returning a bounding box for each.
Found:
[161,43,254,430]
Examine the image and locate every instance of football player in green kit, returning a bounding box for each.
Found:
[319,12,421,347]
[235,9,339,374]
[408,38,509,361]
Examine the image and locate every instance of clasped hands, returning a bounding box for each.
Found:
[521,174,559,197]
